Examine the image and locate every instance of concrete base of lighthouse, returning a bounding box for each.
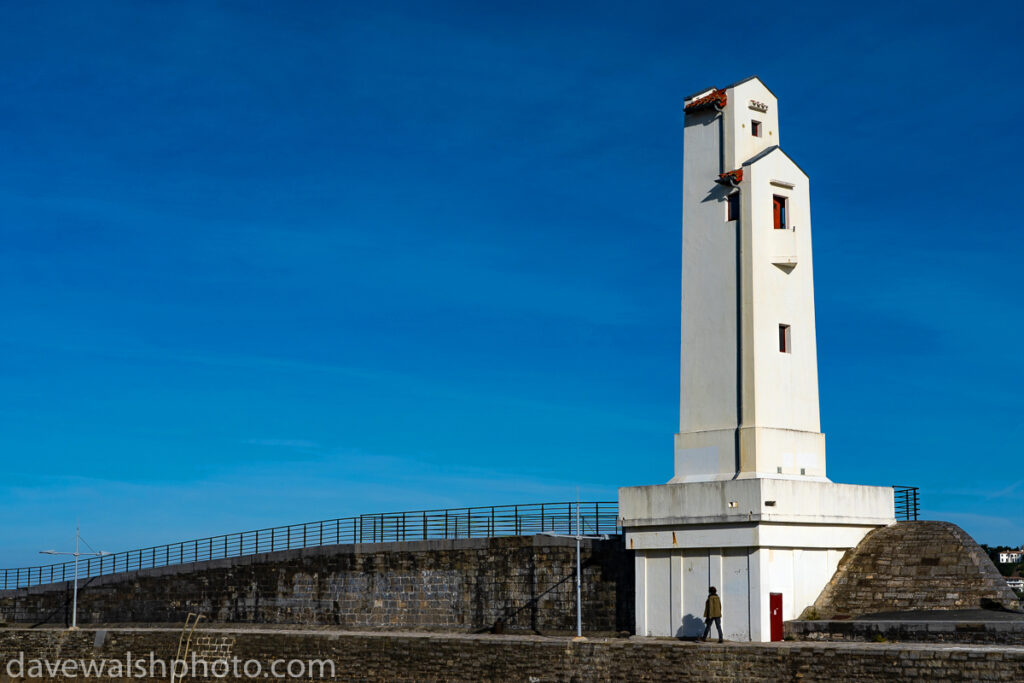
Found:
[618,478,894,641]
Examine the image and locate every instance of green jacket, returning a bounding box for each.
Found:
[704,594,722,619]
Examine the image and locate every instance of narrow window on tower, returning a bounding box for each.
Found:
[773,195,787,230]
[727,193,739,221]
[779,324,791,353]
[751,120,762,137]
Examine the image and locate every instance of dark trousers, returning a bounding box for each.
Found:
[702,617,722,641]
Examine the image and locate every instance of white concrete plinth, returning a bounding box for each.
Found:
[619,478,895,641]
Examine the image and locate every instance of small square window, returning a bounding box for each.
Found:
[773,195,787,230]
[751,120,762,137]
[726,193,739,221]
[779,324,791,353]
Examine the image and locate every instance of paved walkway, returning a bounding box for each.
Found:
[6,625,1024,653]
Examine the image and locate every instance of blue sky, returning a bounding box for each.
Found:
[1,1,1022,568]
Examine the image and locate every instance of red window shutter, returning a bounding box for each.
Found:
[773,197,782,229]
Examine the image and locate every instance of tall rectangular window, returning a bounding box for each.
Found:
[751,120,762,137]
[727,193,739,221]
[773,195,787,230]
[779,324,791,353]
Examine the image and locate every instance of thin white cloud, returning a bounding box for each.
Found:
[243,438,320,449]
[985,479,1024,501]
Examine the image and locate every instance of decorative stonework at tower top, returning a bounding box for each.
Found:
[673,76,826,483]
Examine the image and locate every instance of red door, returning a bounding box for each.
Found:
[770,592,783,641]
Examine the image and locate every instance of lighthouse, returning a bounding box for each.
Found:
[619,77,895,641]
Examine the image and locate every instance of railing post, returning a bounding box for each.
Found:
[541,504,545,532]
[444,510,449,539]
[514,505,519,535]
[423,512,427,540]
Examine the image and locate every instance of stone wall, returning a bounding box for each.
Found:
[807,521,1020,618]
[1,627,1023,682]
[0,536,633,634]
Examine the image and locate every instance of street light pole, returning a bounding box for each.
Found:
[40,527,110,629]
[575,499,582,638]
[541,494,609,640]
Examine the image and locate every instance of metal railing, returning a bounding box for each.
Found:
[1,501,618,590]
[893,486,920,521]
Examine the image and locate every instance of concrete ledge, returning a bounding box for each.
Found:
[619,478,895,528]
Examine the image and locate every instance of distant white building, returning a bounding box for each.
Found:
[1007,577,1024,591]
[999,550,1023,564]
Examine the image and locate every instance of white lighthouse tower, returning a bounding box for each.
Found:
[619,77,895,642]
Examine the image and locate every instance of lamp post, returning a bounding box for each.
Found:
[540,496,609,640]
[40,527,110,629]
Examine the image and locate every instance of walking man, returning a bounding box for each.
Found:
[700,586,723,642]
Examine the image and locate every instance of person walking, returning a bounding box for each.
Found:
[700,586,723,642]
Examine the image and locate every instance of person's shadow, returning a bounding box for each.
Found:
[676,614,705,641]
